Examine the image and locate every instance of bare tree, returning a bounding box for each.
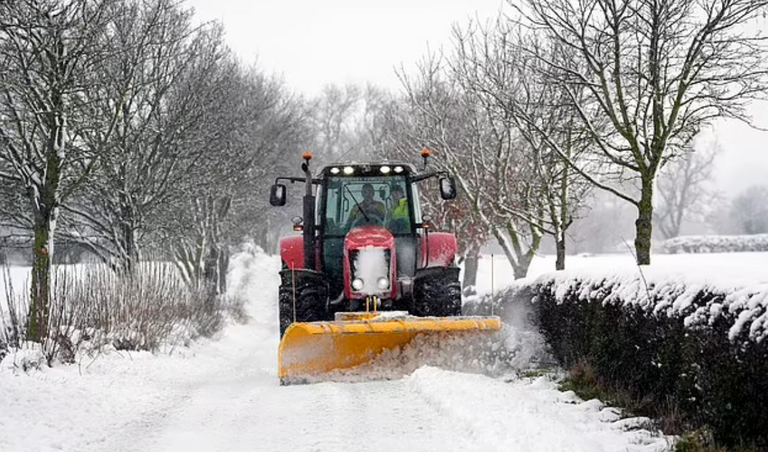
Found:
[729,185,768,235]
[356,84,395,159]
[513,0,768,264]
[451,20,595,270]
[60,0,212,273]
[393,54,544,279]
[654,140,720,239]
[373,93,493,291]
[311,84,364,164]
[0,0,122,340]
[166,72,311,294]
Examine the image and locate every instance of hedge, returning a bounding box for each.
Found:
[467,272,768,449]
[662,234,768,254]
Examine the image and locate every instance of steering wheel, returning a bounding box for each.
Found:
[350,212,385,228]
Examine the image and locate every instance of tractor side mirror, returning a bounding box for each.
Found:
[439,176,457,200]
[270,184,287,206]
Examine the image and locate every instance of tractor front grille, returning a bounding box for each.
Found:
[349,248,391,293]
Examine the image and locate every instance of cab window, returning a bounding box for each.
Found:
[323,175,411,236]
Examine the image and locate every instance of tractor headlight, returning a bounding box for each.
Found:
[377,277,389,290]
[352,278,364,291]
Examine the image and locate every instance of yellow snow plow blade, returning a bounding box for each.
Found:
[278,314,501,384]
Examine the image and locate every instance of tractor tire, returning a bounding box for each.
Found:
[278,283,294,337]
[278,267,329,337]
[412,267,462,317]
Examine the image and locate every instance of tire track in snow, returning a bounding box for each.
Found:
[97,252,482,452]
[117,369,486,451]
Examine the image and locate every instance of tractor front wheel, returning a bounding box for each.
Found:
[278,267,329,337]
[412,267,462,317]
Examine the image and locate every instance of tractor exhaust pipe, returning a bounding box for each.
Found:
[301,152,315,270]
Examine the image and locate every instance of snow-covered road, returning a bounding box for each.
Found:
[1,250,670,452]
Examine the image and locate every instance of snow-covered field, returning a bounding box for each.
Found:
[473,251,768,297]
[0,249,676,452]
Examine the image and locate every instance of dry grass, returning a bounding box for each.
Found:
[1,261,236,366]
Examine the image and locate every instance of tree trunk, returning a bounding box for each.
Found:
[28,217,52,342]
[556,158,569,271]
[504,220,542,280]
[461,244,480,296]
[120,198,139,276]
[555,232,566,271]
[28,136,62,341]
[202,243,229,307]
[120,219,138,276]
[634,177,654,265]
[513,238,540,279]
[203,242,220,312]
[218,247,229,295]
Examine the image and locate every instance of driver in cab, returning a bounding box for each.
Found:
[347,183,386,224]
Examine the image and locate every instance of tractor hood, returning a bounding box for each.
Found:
[343,226,397,300]
[344,226,394,249]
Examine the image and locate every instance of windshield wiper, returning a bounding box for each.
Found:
[344,185,369,221]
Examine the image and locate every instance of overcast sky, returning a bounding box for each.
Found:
[186,0,768,197]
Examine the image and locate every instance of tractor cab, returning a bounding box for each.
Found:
[318,164,426,302]
[320,164,419,238]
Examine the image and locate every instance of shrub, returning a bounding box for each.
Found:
[1,261,237,367]
[662,235,768,254]
[528,275,768,449]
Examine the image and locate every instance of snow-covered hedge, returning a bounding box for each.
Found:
[505,269,768,449]
[662,234,768,254]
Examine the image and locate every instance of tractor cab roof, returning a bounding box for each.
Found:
[320,162,417,178]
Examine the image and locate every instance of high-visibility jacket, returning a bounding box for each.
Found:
[392,198,408,219]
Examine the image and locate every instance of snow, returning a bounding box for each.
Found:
[0,266,28,312]
[408,367,665,451]
[472,251,768,298]
[367,310,410,320]
[0,246,673,452]
[353,246,389,294]
[516,253,768,342]
[663,234,768,254]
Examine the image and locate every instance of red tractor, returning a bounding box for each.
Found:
[270,152,499,384]
[269,152,463,336]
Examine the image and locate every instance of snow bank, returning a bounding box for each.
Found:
[408,367,670,452]
[471,251,768,298]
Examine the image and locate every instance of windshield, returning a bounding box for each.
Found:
[323,175,412,236]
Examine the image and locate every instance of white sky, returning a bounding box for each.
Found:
[186,0,768,197]
[186,0,506,94]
